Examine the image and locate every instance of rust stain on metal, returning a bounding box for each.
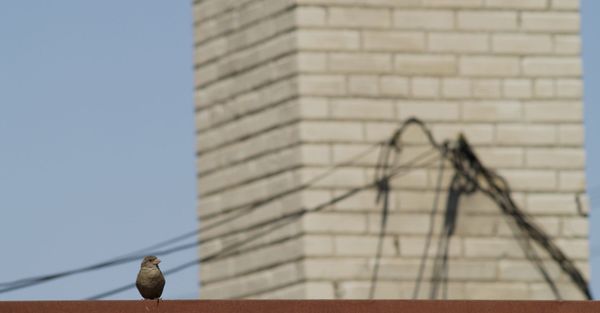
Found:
[0,300,599,313]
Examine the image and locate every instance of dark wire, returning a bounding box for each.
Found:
[0,208,254,294]
[86,149,442,299]
[368,142,396,299]
[429,173,461,299]
[3,118,590,300]
[402,122,589,300]
[88,118,591,300]
[0,141,383,294]
[87,208,308,300]
[0,228,203,289]
[412,153,446,299]
[368,117,448,299]
[503,213,562,299]
[198,141,383,221]
[445,134,591,299]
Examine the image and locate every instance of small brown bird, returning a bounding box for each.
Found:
[136,256,165,300]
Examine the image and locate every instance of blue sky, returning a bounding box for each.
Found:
[0,0,599,300]
[0,1,198,299]
[582,0,600,297]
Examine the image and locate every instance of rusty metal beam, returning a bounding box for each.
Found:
[0,300,599,313]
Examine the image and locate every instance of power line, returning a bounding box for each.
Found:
[372,119,590,300]
[503,213,562,299]
[429,172,469,299]
[368,142,395,299]
[0,141,383,294]
[198,141,383,221]
[86,148,442,299]
[3,118,590,300]
[87,208,307,300]
[412,153,446,299]
[445,134,591,299]
[368,121,439,298]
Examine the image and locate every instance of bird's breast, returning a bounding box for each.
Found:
[137,268,164,286]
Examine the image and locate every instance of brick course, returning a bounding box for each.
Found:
[193,0,587,300]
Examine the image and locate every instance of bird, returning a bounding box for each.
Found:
[135,255,165,301]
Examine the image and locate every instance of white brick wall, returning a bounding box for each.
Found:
[193,0,587,301]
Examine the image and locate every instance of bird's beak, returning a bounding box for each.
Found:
[152,258,161,265]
